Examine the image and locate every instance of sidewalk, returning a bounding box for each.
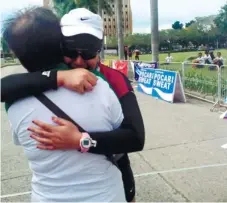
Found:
[1,65,227,202]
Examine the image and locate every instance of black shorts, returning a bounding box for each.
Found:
[117,154,135,202]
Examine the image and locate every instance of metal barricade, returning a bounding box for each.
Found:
[159,61,183,78]
[182,62,219,103]
[220,65,227,107]
[100,58,226,111]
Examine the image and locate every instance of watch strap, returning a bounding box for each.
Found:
[80,132,91,153]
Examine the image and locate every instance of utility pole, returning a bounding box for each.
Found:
[98,0,105,59]
[116,0,124,59]
[150,0,159,62]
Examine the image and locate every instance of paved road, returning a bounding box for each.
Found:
[1,65,227,202]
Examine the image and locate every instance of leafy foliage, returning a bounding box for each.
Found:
[1,37,10,53]
[185,20,195,28]
[52,0,77,18]
[52,0,114,17]
[172,21,183,30]
[214,3,227,35]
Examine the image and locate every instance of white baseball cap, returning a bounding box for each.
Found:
[61,8,103,40]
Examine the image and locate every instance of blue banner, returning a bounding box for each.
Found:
[132,62,158,81]
[151,70,176,102]
[137,68,155,95]
[137,68,177,103]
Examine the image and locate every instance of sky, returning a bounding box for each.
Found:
[0,0,226,33]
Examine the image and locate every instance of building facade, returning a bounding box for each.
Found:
[44,0,132,37]
[102,0,132,37]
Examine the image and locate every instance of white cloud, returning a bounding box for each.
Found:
[131,0,227,33]
[0,0,42,11]
[133,24,171,33]
[0,0,42,21]
[0,0,226,33]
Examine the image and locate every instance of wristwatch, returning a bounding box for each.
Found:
[80,132,97,153]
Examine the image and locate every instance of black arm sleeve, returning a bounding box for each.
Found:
[89,91,145,154]
[1,71,58,102]
[1,71,145,154]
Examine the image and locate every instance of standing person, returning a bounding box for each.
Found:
[128,49,132,60]
[1,8,145,202]
[124,46,128,60]
[134,49,140,60]
[2,7,127,202]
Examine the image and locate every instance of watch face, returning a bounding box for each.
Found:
[82,139,90,148]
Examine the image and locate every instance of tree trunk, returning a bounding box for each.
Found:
[97,0,105,60]
[150,0,159,62]
[116,0,124,60]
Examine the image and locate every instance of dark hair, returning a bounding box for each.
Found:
[210,51,215,60]
[217,52,221,56]
[205,50,209,55]
[2,7,63,72]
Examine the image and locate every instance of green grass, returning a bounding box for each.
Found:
[105,49,227,63]
[105,49,227,100]
[141,49,227,62]
[105,49,227,79]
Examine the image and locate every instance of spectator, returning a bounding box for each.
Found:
[124,46,128,60]
[213,52,224,68]
[192,52,205,68]
[128,49,132,60]
[165,53,173,64]
[210,51,215,60]
[134,49,140,60]
[208,51,217,70]
[203,50,212,64]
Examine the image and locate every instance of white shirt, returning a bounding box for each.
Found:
[203,54,212,63]
[165,56,173,63]
[214,56,224,62]
[196,57,205,64]
[7,77,126,202]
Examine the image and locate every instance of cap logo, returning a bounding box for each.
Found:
[80,17,89,21]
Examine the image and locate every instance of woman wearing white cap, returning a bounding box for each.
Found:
[2,7,144,202]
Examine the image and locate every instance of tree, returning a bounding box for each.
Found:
[1,37,10,53]
[75,0,114,15]
[52,0,77,17]
[172,21,183,30]
[214,3,227,35]
[52,0,114,18]
[195,15,216,32]
[185,20,195,28]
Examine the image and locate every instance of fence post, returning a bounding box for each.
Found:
[181,62,185,87]
[217,66,222,104]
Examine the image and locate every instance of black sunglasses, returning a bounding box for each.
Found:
[63,48,100,60]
